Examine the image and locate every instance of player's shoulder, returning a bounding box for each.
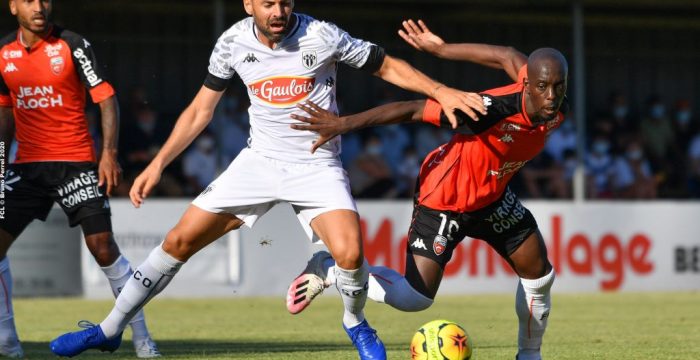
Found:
[221,17,253,39]
[0,30,18,49]
[478,90,522,122]
[299,13,342,35]
[54,27,91,49]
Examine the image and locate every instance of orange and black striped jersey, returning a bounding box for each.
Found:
[417,66,568,212]
[0,26,114,163]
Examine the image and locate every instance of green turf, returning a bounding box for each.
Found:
[14,292,700,359]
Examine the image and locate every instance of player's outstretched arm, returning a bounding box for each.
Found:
[374,54,486,128]
[0,107,14,161]
[399,19,527,82]
[97,96,122,196]
[291,100,425,153]
[129,86,223,207]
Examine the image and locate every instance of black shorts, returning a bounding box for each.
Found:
[407,187,538,268]
[0,162,111,237]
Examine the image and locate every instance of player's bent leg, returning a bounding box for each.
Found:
[367,263,434,312]
[508,230,555,360]
[50,206,242,357]
[311,209,386,360]
[286,250,333,314]
[82,214,162,358]
[100,254,161,358]
[0,230,23,358]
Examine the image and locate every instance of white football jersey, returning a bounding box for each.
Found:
[208,13,379,164]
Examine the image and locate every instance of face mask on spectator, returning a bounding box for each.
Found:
[196,137,215,152]
[613,106,628,119]
[676,110,692,125]
[650,104,665,119]
[626,149,643,160]
[592,141,609,155]
[366,144,383,156]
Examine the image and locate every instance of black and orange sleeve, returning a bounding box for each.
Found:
[61,29,115,103]
[0,74,10,107]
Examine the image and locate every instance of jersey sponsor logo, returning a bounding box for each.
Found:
[484,188,527,234]
[83,39,91,48]
[411,238,427,250]
[426,145,446,168]
[301,50,317,69]
[56,170,103,208]
[499,122,522,132]
[16,85,64,109]
[3,62,17,73]
[433,235,448,256]
[248,76,315,106]
[50,56,65,75]
[2,50,22,59]
[243,53,260,63]
[72,47,103,87]
[488,160,529,180]
[44,43,62,57]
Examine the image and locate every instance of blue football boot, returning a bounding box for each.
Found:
[343,319,386,360]
[50,320,122,357]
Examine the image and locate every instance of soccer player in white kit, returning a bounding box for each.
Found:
[49,1,486,359]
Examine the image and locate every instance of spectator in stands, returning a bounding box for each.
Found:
[182,131,220,195]
[639,95,674,169]
[611,139,657,199]
[585,132,615,198]
[396,145,420,198]
[347,133,397,198]
[686,131,700,198]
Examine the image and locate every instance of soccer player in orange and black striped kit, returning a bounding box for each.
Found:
[0,0,159,357]
[287,20,568,360]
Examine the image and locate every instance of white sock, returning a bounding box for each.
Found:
[366,265,433,312]
[100,255,151,339]
[100,246,184,338]
[0,258,19,349]
[515,269,555,359]
[334,261,369,328]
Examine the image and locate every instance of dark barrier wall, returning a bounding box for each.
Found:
[0,0,698,117]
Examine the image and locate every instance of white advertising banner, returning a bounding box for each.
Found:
[81,200,240,299]
[356,201,700,294]
[82,200,700,298]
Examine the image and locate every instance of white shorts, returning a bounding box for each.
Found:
[192,148,357,242]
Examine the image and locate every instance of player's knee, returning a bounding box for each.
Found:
[333,248,363,270]
[84,232,120,266]
[162,230,196,261]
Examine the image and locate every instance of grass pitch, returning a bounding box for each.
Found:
[15,292,700,359]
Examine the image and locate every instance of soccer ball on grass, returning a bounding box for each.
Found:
[410,319,473,360]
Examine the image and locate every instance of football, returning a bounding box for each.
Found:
[410,319,473,360]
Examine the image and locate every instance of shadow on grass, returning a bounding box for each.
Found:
[21,339,394,358]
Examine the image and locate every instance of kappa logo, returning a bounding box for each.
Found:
[433,235,448,256]
[301,50,317,69]
[482,95,493,107]
[499,134,514,143]
[4,171,20,191]
[3,62,17,73]
[243,53,260,63]
[411,238,427,250]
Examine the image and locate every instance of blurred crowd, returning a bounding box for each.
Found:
[91,87,698,200]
